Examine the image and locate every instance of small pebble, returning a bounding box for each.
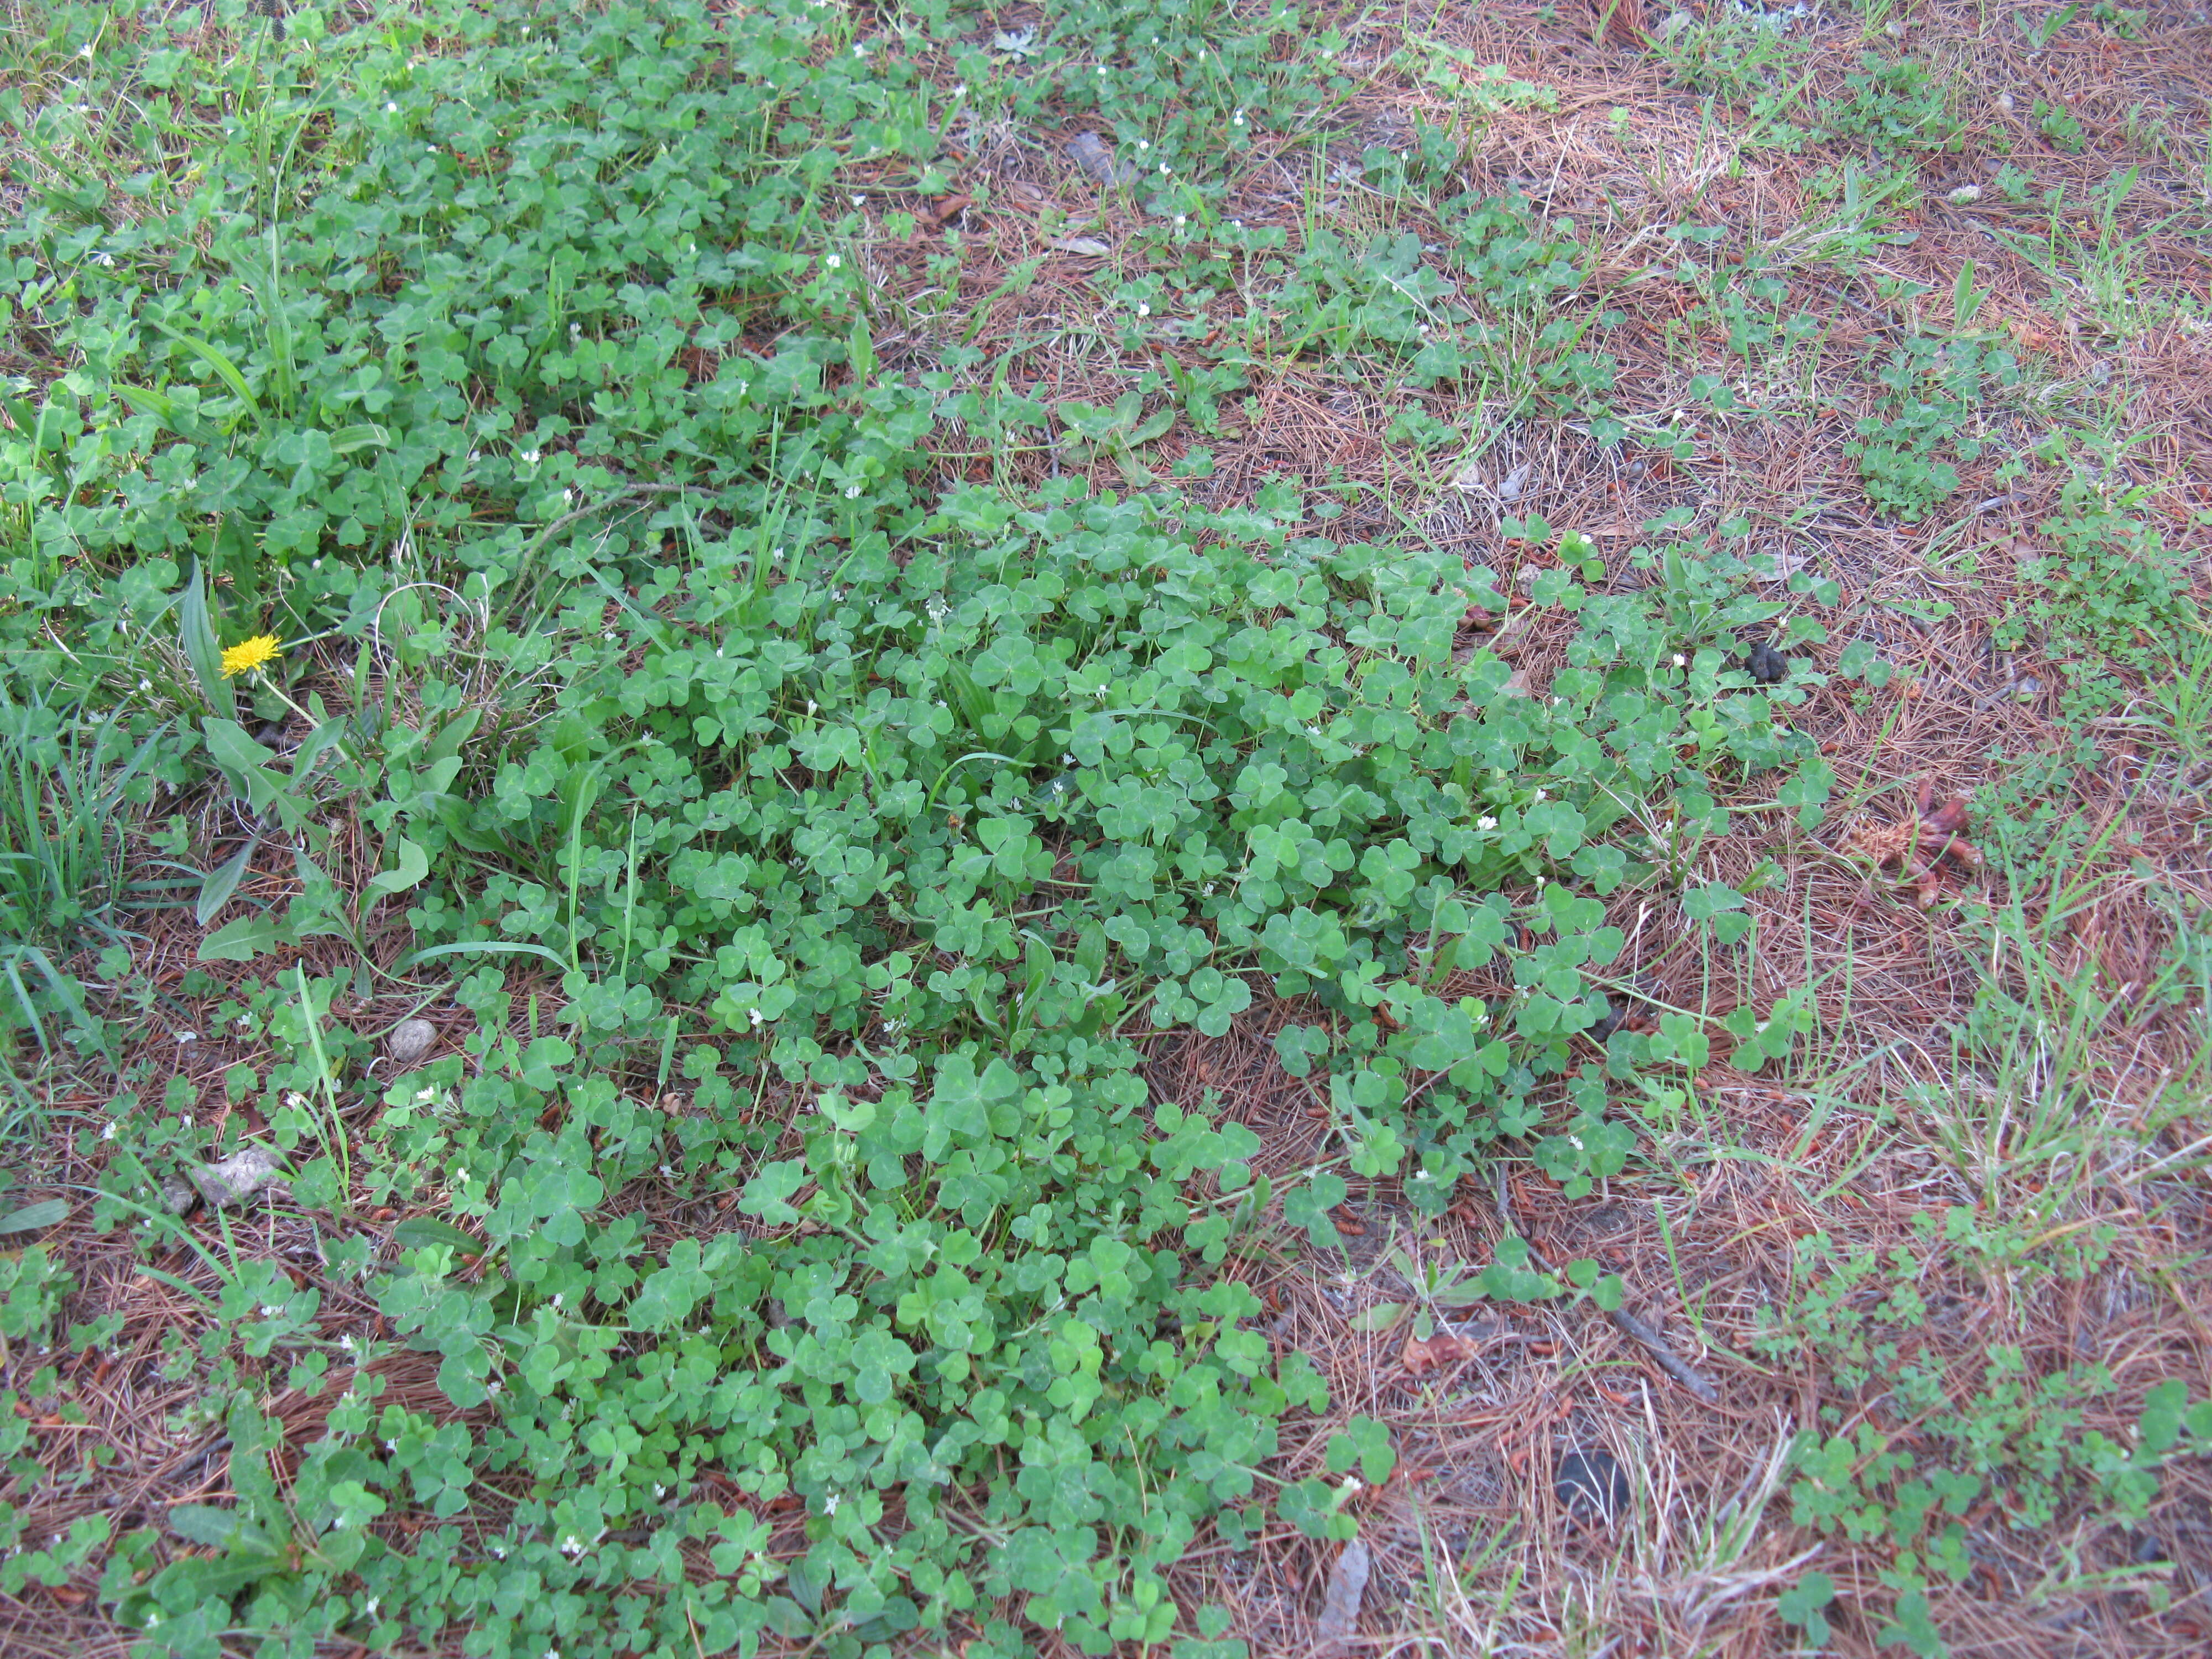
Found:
[1554,1449,1631,1523]
[388,1019,438,1066]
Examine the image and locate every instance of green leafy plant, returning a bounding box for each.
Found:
[1757,1212,2204,1656]
[1994,474,2194,668]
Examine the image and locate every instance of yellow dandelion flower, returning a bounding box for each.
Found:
[219,634,282,677]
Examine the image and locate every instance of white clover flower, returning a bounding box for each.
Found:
[825,1494,841,1514]
[1159,163,1171,176]
[176,1030,197,1044]
[807,700,818,716]
[1137,303,1150,317]
[1533,788,1548,802]
[1342,1476,1364,1494]
[365,1598,379,1618]
[1671,653,1686,667]
[138,679,152,691]
[101,1121,117,1141]
[384,1439,399,1452]
[568,322,582,339]
[520,448,541,465]
[237,1014,252,1028]
[1478,816,1498,831]
[339,1333,355,1350]
[561,1533,585,1556]
[285,1092,307,1109]
[385,102,398,114]
[852,195,865,207]
[853,43,867,56]
[749,1008,765,1030]
[825,254,842,270]
[844,484,861,499]
[1138,140,1149,152]
[181,1114,193,1127]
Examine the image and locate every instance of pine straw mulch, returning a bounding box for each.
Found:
[6,1,2212,1655]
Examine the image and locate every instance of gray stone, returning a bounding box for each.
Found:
[191,1145,291,1209]
[388,1019,438,1066]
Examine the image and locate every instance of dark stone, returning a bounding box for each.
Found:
[1554,1448,1631,1523]
[2132,1532,2169,1566]
[1742,639,1788,684]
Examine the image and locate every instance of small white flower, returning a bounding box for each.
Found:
[1175,214,1187,227]
[825,1494,841,1515]
[807,700,818,716]
[1159,163,1171,176]
[1342,1476,1364,1494]
[561,1533,585,1556]
[138,679,152,691]
[568,322,582,339]
[181,1114,193,1127]
[1671,653,1686,667]
[260,1304,280,1318]
[176,1030,197,1044]
[1062,753,1076,765]
[826,254,842,270]
[1532,789,1548,802]
[1478,816,1498,831]
[339,1333,355,1350]
[1138,140,1149,152]
[853,43,867,56]
[520,448,541,465]
[384,1439,399,1452]
[285,1092,307,1109]
[365,1598,378,1618]
[749,1008,765,1029]
[660,1164,674,1178]
[1137,303,1150,317]
[852,195,865,207]
[101,1121,117,1141]
[237,1014,252,1028]
[844,484,862,499]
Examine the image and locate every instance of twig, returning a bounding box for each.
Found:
[1490,1166,1720,1405]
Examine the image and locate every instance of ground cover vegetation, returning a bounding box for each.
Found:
[0,0,2208,1653]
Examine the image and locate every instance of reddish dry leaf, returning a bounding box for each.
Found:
[1401,1330,1479,1375]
